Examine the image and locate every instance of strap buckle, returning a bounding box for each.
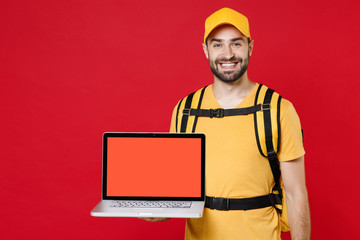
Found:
[207,197,230,211]
[210,108,224,118]
[268,193,276,207]
[261,104,271,111]
[268,194,282,213]
[267,150,277,161]
[183,108,191,116]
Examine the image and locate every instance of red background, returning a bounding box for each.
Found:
[1,0,359,239]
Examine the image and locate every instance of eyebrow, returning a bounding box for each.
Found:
[210,37,245,43]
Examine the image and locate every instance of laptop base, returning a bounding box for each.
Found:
[91,200,205,218]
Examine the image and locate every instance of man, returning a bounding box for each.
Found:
[146,7,311,240]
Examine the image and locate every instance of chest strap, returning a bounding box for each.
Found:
[205,194,281,211]
[183,104,270,118]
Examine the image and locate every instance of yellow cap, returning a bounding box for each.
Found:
[204,7,251,43]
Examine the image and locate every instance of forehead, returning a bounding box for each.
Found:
[207,25,246,42]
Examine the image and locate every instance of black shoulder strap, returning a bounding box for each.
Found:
[191,87,207,133]
[178,86,207,133]
[180,91,195,132]
[175,98,183,133]
[254,84,283,212]
[263,88,282,196]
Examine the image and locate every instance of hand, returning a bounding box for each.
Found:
[139,217,170,222]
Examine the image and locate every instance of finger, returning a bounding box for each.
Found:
[139,217,170,222]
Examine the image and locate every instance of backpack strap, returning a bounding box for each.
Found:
[177,86,272,133]
[176,86,207,133]
[184,105,263,118]
[254,84,283,213]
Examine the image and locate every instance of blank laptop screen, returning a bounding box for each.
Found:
[103,133,204,199]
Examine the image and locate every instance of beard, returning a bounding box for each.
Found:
[208,53,250,83]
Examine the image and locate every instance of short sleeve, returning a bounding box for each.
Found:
[169,102,180,133]
[277,99,305,161]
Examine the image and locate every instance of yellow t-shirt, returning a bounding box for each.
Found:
[170,83,305,240]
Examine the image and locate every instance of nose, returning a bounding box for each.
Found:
[222,45,235,60]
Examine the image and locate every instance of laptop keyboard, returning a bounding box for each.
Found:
[108,201,192,208]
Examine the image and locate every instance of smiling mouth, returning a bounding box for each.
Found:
[219,62,239,70]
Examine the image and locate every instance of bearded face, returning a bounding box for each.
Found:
[203,25,253,83]
[208,50,250,83]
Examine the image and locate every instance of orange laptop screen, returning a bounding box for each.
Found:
[103,133,205,200]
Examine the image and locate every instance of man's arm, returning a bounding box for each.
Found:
[280,156,311,240]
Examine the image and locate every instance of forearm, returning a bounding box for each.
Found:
[280,156,311,240]
[286,189,311,240]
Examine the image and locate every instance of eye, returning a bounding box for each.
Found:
[233,42,242,47]
[213,44,221,48]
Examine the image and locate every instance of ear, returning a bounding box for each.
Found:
[248,39,254,56]
[202,43,209,59]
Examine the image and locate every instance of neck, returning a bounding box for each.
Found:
[212,72,255,109]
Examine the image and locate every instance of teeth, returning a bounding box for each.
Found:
[221,63,236,67]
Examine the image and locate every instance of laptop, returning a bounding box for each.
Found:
[91,132,205,218]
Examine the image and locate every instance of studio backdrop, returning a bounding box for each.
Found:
[1,0,359,239]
